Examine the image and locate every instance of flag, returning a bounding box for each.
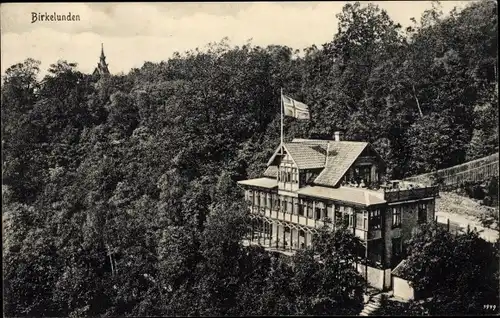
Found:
[282,95,310,120]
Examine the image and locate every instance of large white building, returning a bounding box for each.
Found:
[237,132,439,290]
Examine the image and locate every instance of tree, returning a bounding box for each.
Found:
[287,227,365,316]
[2,1,498,316]
[1,58,41,122]
[401,222,499,315]
[3,207,62,317]
[404,112,469,175]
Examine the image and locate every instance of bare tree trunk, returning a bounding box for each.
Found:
[107,244,115,276]
[412,84,424,118]
[113,254,118,274]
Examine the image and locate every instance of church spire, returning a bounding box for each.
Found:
[93,43,110,76]
[100,43,105,60]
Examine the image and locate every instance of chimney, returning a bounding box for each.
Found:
[334,131,344,141]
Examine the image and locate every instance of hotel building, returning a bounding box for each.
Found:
[237,132,439,290]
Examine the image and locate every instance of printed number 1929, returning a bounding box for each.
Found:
[484,305,497,311]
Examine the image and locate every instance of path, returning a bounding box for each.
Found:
[435,211,499,242]
[435,192,499,242]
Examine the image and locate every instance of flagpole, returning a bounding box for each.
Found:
[280,88,284,154]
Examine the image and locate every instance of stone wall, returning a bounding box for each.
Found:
[356,263,391,290]
[392,276,415,300]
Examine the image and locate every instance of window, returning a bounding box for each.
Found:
[266,193,272,209]
[326,204,333,221]
[298,201,305,216]
[356,210,367,230]
[299,230,305,237]
[341,206,353,227]
[279,167,291,182]
[307,202,313,218]
[285,227,291,233]
[392,206,401,227]
[282,197,288,213]
[419,203,427,212]
[418,202,427,224]
[354,167,361,183]
[245,190,252,203]
[348,212,354,228]
[272,194,279,211]
[253,191,259,206]
[359,166,371,185]
[315,206,322,220]
[370,209,381,230]
[299,173,306,186]
[293,200,299,215]
[335,206,342,225]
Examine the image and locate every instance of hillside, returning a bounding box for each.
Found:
[436,191,499,242]
[2,1,498,317]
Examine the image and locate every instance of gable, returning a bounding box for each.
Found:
[263,139,386,187]
[266,143,327,169]
[266,144,294,167]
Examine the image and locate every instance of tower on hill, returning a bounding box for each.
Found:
[92,43,110,76]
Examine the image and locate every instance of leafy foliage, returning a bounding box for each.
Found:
[401,222,499,315]
[2,1,498,316]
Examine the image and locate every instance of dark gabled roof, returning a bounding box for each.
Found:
[263,138,383,188]
[263,166,278,178]
[266,142,327,169]
[314,141,369,187]
[284,142,327,169]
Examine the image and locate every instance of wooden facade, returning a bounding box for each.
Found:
[238,137,439,290]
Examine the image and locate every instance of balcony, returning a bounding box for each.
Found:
[250,206,329,230]
[384,185,439,202]
[354,228,382,241]
[367,229,382,240]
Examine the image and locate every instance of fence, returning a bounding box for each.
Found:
[384,186,439,202]
[435,216,472,235]
[405,153,499,188]
[435,216,499,242]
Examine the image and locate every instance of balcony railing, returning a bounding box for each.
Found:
[367,229,382,240]
[250,207,382,241]
[384,185,439,202]
[353,228,382,241]
[355,156,377,165]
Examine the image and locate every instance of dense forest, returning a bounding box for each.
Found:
[2,1,498,316]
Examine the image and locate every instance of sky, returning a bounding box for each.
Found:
[1,1,474,78]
